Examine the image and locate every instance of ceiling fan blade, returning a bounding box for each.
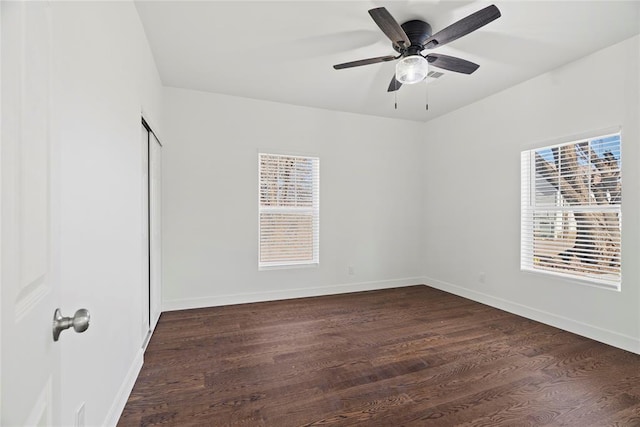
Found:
[368,7,411,48]
[333,55,397,70]
[425,53,479,74]
[423,5,501,49]
[387,75,402,92]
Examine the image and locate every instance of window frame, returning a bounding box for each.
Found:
[520,131,622,290]
[258,152,320,270]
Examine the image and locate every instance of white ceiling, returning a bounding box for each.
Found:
[135,1,640,122]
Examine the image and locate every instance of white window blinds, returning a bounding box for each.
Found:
[521,133,621,289]
[259,153,319,268]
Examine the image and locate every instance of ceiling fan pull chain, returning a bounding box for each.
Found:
[395,89,398,110]
[425,78,429,111]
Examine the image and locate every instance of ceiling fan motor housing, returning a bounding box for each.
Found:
[393,20,432,54]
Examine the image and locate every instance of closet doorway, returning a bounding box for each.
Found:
[141,118,162,346]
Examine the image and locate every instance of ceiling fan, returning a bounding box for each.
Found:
[333,4,501,92]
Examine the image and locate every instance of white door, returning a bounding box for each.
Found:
[1,2,61,425]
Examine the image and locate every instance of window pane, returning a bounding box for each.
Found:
[259,212,314,263]
[533,137,621,208]
[260,155,314,207]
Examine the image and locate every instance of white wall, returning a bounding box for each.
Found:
[421,36,640,353]
[50,2,163,426]
[162,88,425,310]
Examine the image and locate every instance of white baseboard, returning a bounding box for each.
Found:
[162,277,424,312]
[423,276,640,355]
[103,348,144,427]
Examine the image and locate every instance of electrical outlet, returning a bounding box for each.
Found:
[479,272,486,283]
[348,266,355,275]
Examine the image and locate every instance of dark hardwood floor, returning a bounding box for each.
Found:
[118,285,640,426]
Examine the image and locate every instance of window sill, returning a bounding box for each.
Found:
[520,267,620,292]
[259,262,320,272]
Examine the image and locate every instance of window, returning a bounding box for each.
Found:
[259,153,319,268]
[521,132,621,289]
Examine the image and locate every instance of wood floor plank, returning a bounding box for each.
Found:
[118,285,640,426]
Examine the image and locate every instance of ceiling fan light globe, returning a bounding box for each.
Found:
[396,55,428,85]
